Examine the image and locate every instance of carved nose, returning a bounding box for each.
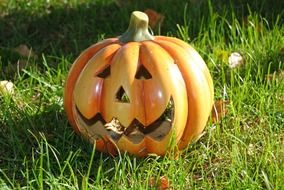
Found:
[115,86,130,103]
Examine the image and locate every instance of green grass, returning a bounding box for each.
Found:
[0,0,283,189]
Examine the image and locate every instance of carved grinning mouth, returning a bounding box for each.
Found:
[74,97,174,144]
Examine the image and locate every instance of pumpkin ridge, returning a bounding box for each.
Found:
[73,43,122,119]
[153,39,214,107]
[140,41,188,142]
[139,42,174,126]
[64,38,119,133]
[153,40,213,148]
[138,46,147,125]
[155,37,214,104]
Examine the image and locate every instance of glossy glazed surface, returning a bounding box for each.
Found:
[64,36,214,156]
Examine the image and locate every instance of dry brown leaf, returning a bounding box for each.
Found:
[144,9,164,29]
[266,70,284,81]
[114,0,132,7]
[148,176,169,190]
[3,60,28,78]
[16,59,28,70]
[13,44,37,59]
[4,44,38,75]
[279,47,284,55]
[243,16,263,33]
[211,99,230,123]
[159,176,169,190]
[148,177,156,188]
[280,134,284,147]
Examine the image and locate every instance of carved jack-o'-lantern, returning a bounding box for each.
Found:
[64,11,214,156]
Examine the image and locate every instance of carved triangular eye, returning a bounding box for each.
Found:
[115,86,130,103]
[135,64,152,79]
[97,66,110,78]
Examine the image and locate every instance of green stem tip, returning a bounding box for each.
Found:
[119,11,154,43]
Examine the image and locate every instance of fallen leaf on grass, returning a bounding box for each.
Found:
[279,47,284,55]
[148,176,169,190]
[114,0,132,7]
[13,44,37,59]
[211,99,230,123]
[266,70,284,81]
[243,16,263,33]
[0,80,14,95]
[228,52,245,68]
[3,60,28,78]
[280,134,284,148]
[144,9,164,29]
[2,45,37,76]
[158,176,169,190]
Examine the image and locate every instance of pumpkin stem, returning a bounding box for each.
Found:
[119,11,154,43]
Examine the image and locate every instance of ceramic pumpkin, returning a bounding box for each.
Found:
[64,11,214,156]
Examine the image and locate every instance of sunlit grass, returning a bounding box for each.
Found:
[0,0,283,189]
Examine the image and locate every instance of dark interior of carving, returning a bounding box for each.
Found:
[124,118,166,135]
[76,109,106,126]
[135,64,152,79]
[115,86,130,103]
[97,65,111,78]
[75,97,174,143]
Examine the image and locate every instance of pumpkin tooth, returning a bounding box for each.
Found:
[105,98,174,143]
[74,109,109,141]
[145,131,172,156]
[116,135,147,156]
[146,120,172,141]
[125,129,145,144]
[105,98,174,144]
[102,97,175,144]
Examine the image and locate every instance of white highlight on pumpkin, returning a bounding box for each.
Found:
[157,90,163,98]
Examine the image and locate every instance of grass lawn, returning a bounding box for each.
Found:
[0,0,283,189]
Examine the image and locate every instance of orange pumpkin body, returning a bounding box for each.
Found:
[64,12,214,156]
